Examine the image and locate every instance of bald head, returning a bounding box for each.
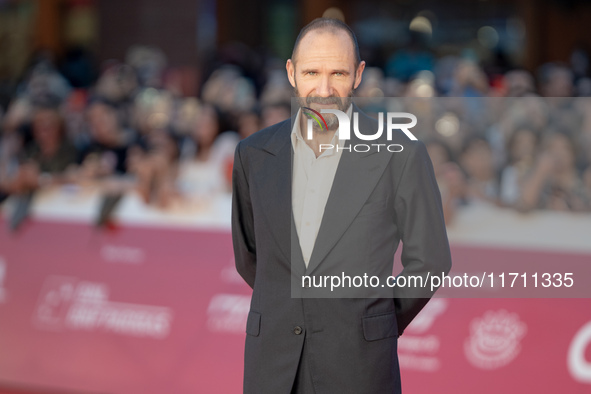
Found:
[291,18,361,68]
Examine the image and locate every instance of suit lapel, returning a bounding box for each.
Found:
[248,119,307,277]
[305,109,392,275]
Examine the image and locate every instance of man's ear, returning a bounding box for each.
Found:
[286,59,296,88]
[353,60,366,89]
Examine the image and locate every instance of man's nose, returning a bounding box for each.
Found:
[315,75,333,97]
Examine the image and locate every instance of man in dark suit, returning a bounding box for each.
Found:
[232,18,452,393]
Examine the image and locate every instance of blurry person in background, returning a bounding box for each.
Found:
[519,132,590,212]
[433,55,460,95]
[127,129,180,209]
[499,126,539,207]
[488,96,549,171]
[176,104,238,202]
[26,107,78,174]
[79,101,131,180]
[5,107,78,195]
[539,64,583,141]
[356,67,387,100]
[21,60,72,108]
[448,60,489,97]
[201,65,257,116]
[459,136,499,204]
[447,61,490,132]
[93,62,138,129]
[236,109,260,139]
[425,138,466,224]
[0,99,31,200]
[132,88,174,149]
[171,97,201,143]
[62,90,91,151]
[403,70,436,99]
[260,102,290,129]
[503,70,535,97]
[259,68,293,107]
[577,97,591,169]
[125,46,167,89]
[570,47,589,81]
[538,63,574,98]
[576,77,591,97]
[584,166,591,203]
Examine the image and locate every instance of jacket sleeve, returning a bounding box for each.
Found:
[231,141,257,289]
[392,140,452,336]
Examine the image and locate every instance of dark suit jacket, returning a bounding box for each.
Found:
[232,107,452,393]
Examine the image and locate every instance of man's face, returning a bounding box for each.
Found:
[286,29,365,132]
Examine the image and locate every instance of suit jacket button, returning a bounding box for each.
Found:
[293,326,303,335]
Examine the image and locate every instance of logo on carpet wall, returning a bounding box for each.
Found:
[32,276,173,338]
[206,293,251,333]
[568,320,591,384]
[0,257,7,303]
[398,298,448,372]
[406,298,448,335]
[464,309,527,370]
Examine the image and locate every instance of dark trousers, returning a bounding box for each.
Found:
[291,338,316,394]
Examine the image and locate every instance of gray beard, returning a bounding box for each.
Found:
[294,87,355,133]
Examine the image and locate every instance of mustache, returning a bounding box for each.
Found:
[306,96,342,106]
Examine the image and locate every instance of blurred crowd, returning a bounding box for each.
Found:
[1,43,591,226]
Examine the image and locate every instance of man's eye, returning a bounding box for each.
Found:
[307,72,317,76]
[334,72,344,77]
